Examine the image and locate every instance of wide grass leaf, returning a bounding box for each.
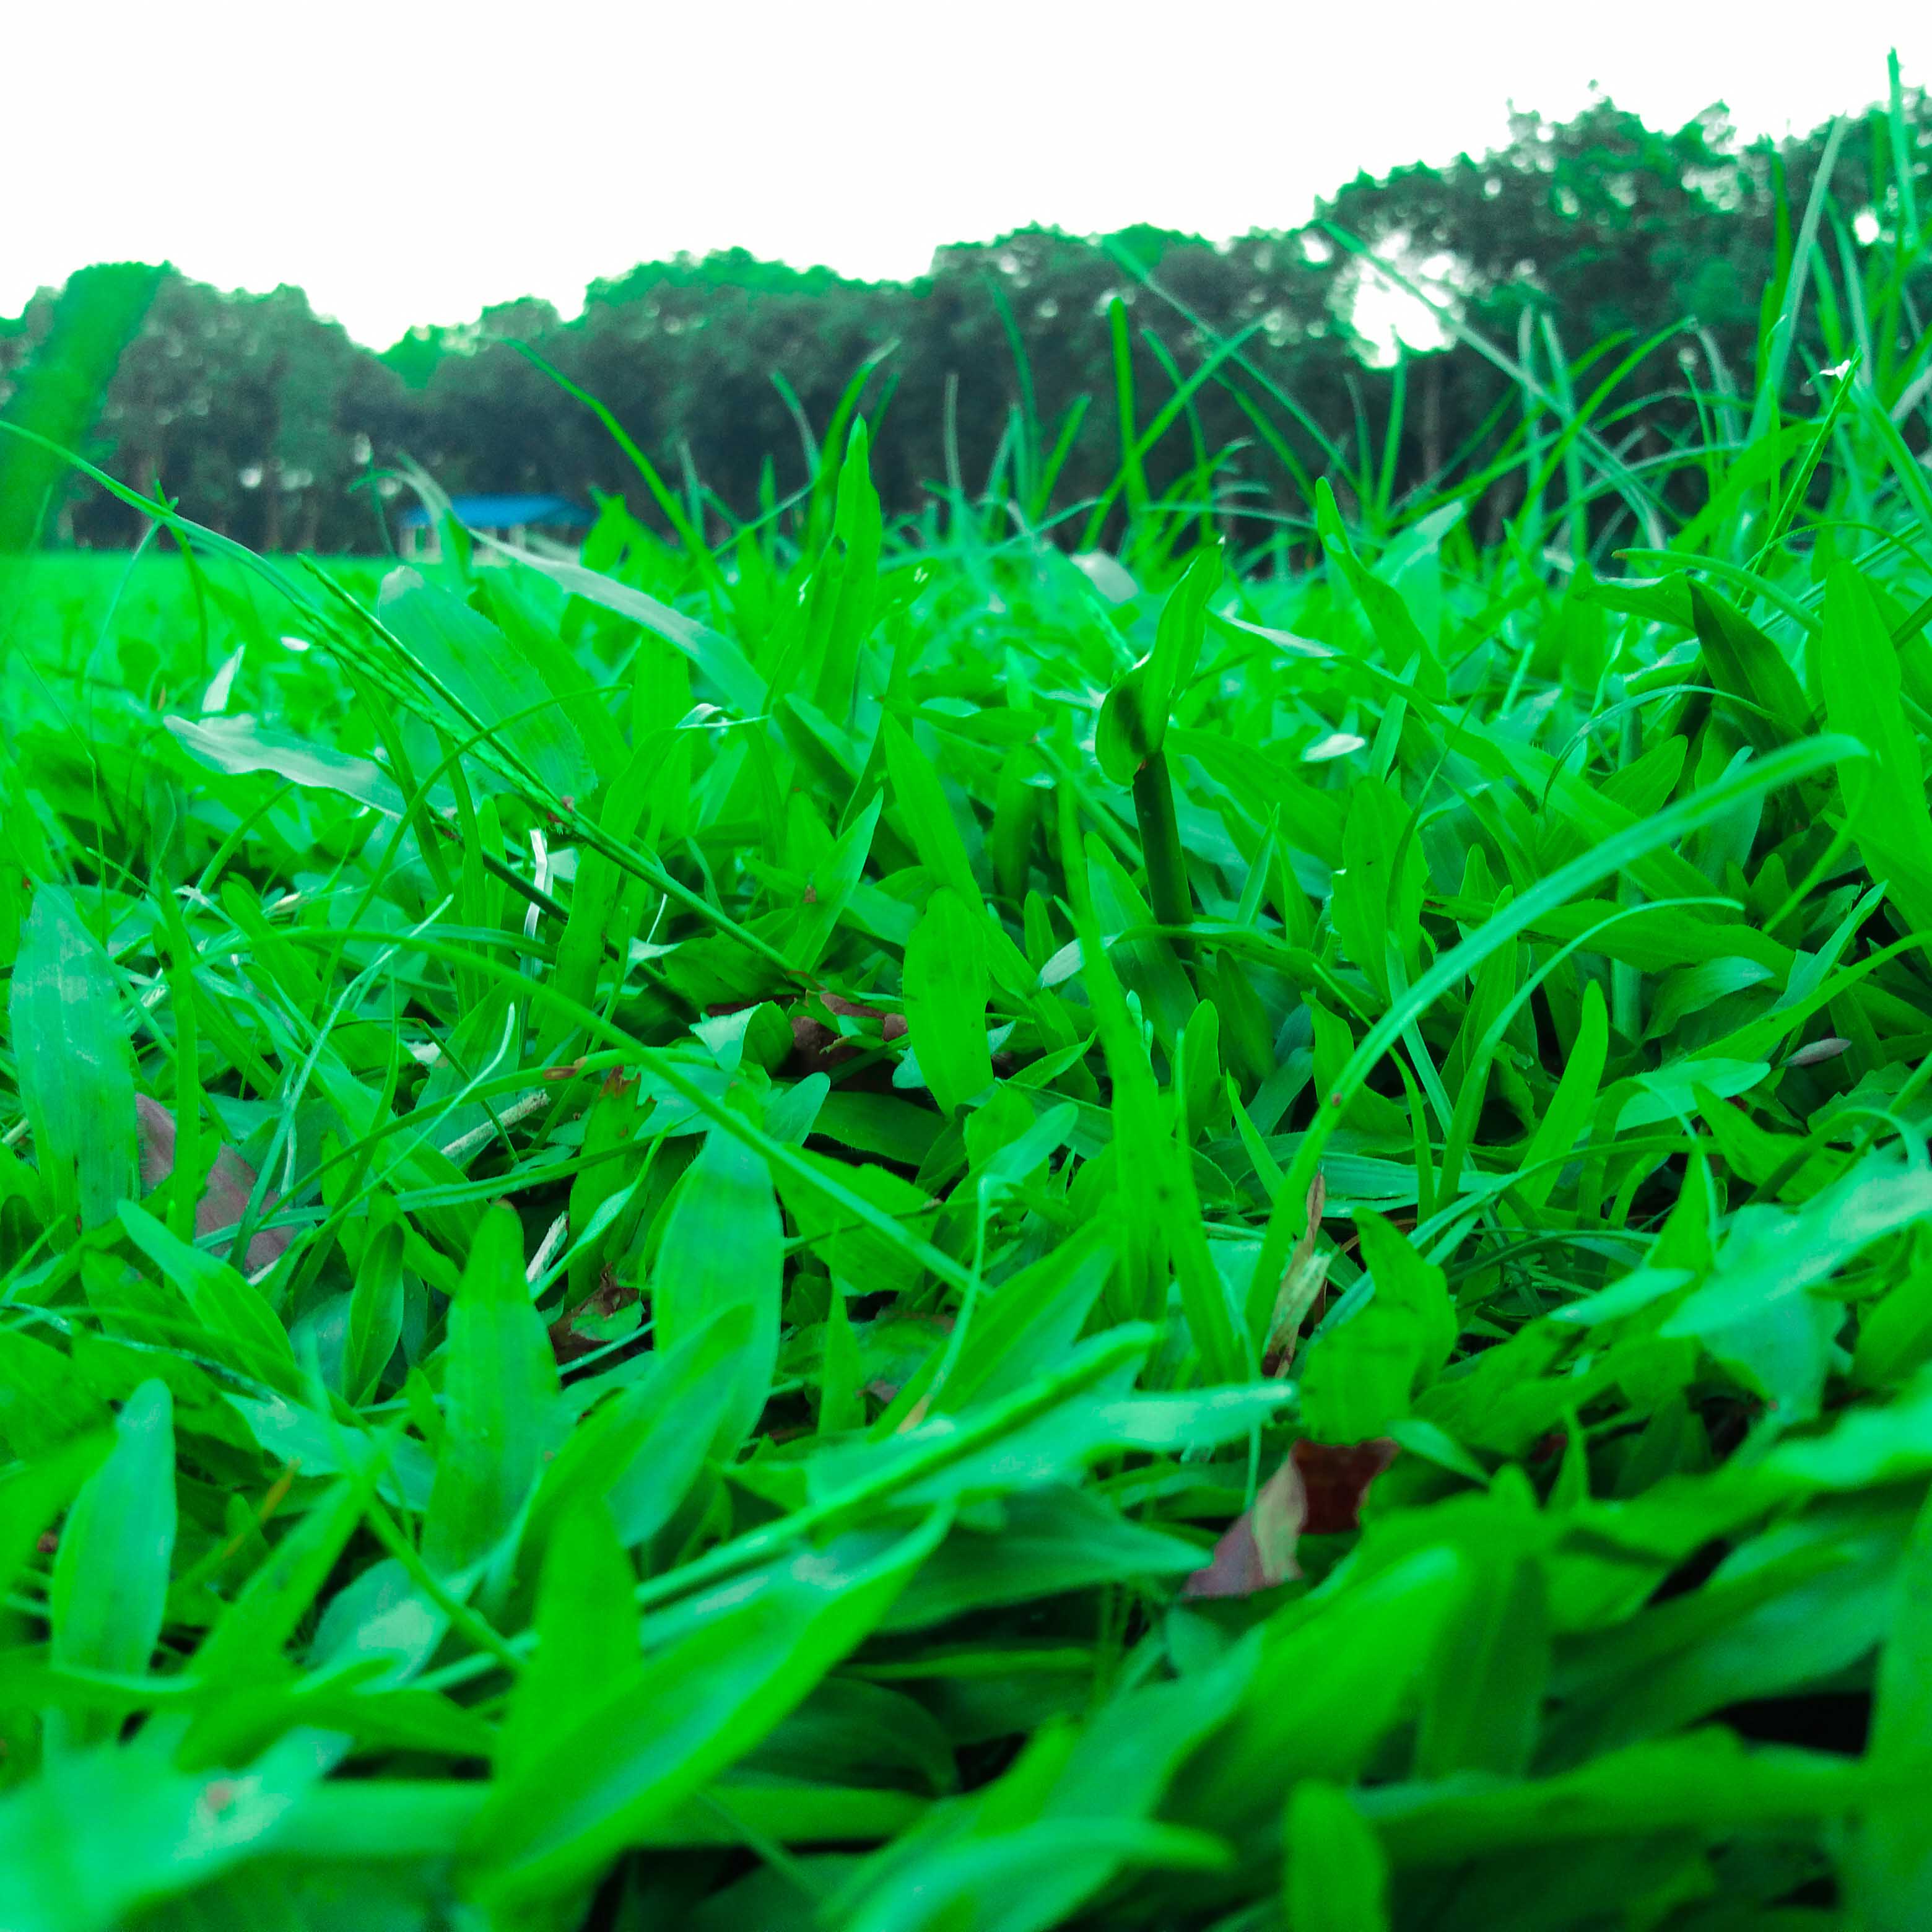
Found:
[903,887,994,1113]
[1845,1482,1932,1927]
[165,715,413,818]
[0,1731,333,1932]
[1687,577,1813,749]
[11,882,136,1231]
[1820,563,1932,938]
[882,715,981,908]
[527,1307,751,1553]
[1175,1548,1464,1839]
[462,1513,949,1904]
[378,567,594,801]
[935,1221,1115,1412]
[498,1498,638,1779]
[879,1483,1203,1629]
[422,1205,565,1576]
[1284,1781,1391,1932]
[118,1201,300,1393]
[1359,1728,1877,1864]
[0,1328,110,1458]
[0,1434,111,1601]
[343,1209,406,1406]
[1298,1210,1455,1441]
[188,1466,381,1696]
[652,1124,782,1453]
[49,1380,176,1747]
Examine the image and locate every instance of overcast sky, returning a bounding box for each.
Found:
[6,1,1928,349]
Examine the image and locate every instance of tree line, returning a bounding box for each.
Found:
[3,87,1928,558]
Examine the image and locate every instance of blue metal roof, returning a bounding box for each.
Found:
[398,494,593,529]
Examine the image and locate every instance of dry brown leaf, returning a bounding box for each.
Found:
[1293,1437,1399,1532]
[819,993,908,1040]
[1783,1035,1852,1068]
[1182,1455,1308,1598]
[1263,1171,1331,1376]
[1181,1434,1399,1600]
[135,1094,291,1274]
[788,1015,857,1077]
[790,997,909,1078]
[547,1268,641,1365]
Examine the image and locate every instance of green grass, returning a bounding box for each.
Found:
[4,151,1932,1931]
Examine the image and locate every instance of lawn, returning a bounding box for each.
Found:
[2,209,1932,1930]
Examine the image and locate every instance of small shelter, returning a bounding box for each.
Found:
[397,494,592,562]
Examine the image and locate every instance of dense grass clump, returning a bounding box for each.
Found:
[6,144,1932,1932]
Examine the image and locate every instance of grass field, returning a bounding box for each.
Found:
[5,164,1932,1930]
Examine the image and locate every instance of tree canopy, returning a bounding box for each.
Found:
[3,83,1928,554]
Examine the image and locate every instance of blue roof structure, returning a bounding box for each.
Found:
[398,494,592,530]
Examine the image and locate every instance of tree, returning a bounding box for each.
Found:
[11,82,1931,556]
[73,274,406,550]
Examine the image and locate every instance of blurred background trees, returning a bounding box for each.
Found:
[3,84,1928,554]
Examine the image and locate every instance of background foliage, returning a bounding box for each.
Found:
[4,84,1930,554]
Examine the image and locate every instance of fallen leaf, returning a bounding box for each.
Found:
[1181,1435,1398,1599]
[819,991,881,1020]
[820,993,908,1040]
[1183,1455,1308,1597]
[788,1014,857,1077]
[1264,1171,1331,1376]
[1783,1035,1852,1068]
[1292,1437,1399,1532]
[135,1094,291,1274]
[547,1267,642,1365]
[789,996,910,1079]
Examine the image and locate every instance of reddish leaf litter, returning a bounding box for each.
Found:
[789,993,908,1078]
[1183,1438,1399,1599]
[547,1269,642,1365]
[136,1095,292,1274]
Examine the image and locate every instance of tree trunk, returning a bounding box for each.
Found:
[1422,355,1443,482]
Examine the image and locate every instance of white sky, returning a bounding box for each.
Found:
[5,0,1928,349]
